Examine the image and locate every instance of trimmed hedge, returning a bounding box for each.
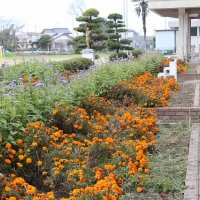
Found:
[132,49,142,58]
[55,57,93,72]
[109,52,128,61]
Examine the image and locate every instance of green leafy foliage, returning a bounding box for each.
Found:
[107,13,132,54]
[37,34,52,50]
[57,57,93,72]
[132,49,143,58]
[109,52,128,61]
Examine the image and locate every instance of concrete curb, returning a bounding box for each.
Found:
[184,124,199,200]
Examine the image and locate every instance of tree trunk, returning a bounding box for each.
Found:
[142,8,147,53]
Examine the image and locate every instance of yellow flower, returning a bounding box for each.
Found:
[26,158,32,164]
[32,142,38,147]
[18,155,25,160]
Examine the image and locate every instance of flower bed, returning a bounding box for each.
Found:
[0,71,180,199]
[160,58,187,73]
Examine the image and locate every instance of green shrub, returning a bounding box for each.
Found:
[59,57,93,72]
[132,49,142,58]
[102,83,146,106]
[141,53,164,75]
[109,52,128,61]
[95,54,100,60]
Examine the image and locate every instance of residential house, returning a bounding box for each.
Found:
[17,28,73,52]
[41,28,73,52]
[17,32,41,49]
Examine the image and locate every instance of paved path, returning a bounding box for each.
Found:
[184,64,200,199]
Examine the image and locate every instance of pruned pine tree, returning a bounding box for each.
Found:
[107,13,132,54]
[74,8,106,53]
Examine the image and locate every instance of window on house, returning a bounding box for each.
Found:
[191,27,197,36]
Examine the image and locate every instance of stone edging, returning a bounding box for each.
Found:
[178,74,200,82]
[156,107,200,122]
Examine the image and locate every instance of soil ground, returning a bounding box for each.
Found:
[170,83,195,107]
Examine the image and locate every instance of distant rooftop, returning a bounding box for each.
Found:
[41,28,72,35]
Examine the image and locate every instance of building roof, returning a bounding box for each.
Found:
[149,0,200,18]
[41,28,72,34]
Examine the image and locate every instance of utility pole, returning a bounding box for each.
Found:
[123,0,128,38]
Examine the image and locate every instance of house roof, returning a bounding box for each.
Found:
[41,28,72,34]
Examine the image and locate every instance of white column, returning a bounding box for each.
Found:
[184,13,190,60]
[178,8,189,59]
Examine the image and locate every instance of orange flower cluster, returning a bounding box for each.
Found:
[118,72,179,107]
[1,175,54,199]
[0,72,180,199]
[22,76,40,84]
[161,58,187,73]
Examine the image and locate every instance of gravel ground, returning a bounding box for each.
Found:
[170,83,195,107]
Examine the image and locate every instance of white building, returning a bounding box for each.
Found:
[155,19,200,56]
[149,0,200,60]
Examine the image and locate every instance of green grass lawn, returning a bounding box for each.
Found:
[4,53,111,66]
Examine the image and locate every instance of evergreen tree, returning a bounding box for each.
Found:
[74,8,106,52]
[38,35,51,50]
[106,13,132,54]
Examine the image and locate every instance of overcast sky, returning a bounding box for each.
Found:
[0,0,175,36]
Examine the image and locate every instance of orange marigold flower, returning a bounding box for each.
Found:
[5,143,12,149]
[8,149,16,154]
[17,163,23,168]
[5,186,11,192]
[26,158,32,164]
[42,146,47,151]
[52,109,59,115]
[8,154,14,159]
[0,154,3,158]
[47,192,55,199]
[37,161,43,166]
[73,124,79,129]
[5,159,11,164]
[27,185,36,194]
[136,186,143,193]
[8,197,17,200]
[42,171,47,175]
[104,164,116,171]
[17,139,23,144]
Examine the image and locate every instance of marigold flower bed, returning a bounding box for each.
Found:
[0,72,180,200]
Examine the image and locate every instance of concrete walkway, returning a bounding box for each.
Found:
[184,123,200,200]
[184,64,200,200]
